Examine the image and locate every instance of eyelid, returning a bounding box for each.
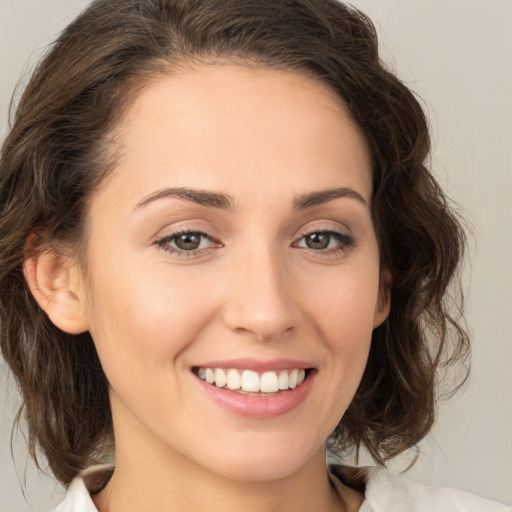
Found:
[154,228,222,257]
[293,225,356,253]
[296,222,352,239]
[151,221,356,258]
[150,217,223,247]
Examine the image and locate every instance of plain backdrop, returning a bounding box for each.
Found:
[1,1,511,510]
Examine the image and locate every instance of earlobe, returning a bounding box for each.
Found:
[373,269,391,328]
[24,249,89,334]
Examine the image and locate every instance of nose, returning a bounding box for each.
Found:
[221,245,299,343]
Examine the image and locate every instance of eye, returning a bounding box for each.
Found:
[295,230,355,252]
[155,230,219,255]
[172,232,207,251]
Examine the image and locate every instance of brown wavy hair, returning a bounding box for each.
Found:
[0,0,468,486]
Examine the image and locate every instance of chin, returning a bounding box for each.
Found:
[196,431,325,483]
[209,457,308,483]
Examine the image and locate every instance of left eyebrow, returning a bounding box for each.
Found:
[293,187,369,210]
[134,187,233,210]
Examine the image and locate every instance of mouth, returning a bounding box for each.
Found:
[191,363,316,418]
[192,367,311,396]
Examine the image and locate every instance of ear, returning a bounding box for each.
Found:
[24,248,89,334]
[373,268,391,328]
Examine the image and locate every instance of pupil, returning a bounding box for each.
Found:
[176,233,201,250]
[307,233,330,249]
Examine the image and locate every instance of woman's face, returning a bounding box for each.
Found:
[80,64,388,481]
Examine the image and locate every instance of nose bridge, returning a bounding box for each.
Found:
[222,238,297,341]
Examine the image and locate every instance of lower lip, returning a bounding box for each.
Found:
[195,372,315,418]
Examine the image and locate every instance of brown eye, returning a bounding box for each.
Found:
[304,232,331,250]
[295,230,355,253]
[174,232,203,251]
[156,230,218,255]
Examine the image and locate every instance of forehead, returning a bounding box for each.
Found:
[97,63,372,209]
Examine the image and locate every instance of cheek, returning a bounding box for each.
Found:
[83,252,212,387]
[304,260,380,387]
[307,258,381,337]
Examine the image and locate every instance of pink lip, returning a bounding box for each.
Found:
[193,358,313,372]
[193,368,316,418]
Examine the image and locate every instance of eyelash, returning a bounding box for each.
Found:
[154,228,356,258]
[155,229,220,258]
[294,229,356,254]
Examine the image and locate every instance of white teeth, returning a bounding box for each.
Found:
[260,371,279,393]
[289,369,299,389]
[196,367,308,393]
[214,368,227,388]
[205,368,215,384]
[241,370,260,392]
[226,369,241,390]
[278,370,289,390]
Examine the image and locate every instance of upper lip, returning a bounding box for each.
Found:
[192,358,314,372]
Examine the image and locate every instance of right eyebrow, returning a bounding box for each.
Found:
[293,187,368,210]
[134,187,234,211]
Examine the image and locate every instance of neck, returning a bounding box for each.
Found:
[94,443,349,512]
[93,397,363,512]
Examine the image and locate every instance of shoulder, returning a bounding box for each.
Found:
[52,465,112,512]
[330,465,511,512]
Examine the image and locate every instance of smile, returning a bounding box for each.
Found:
[194,367,307,394]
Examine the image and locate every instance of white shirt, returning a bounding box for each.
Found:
[53,464,511,512]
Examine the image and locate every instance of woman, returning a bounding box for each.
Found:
[0,0,509,511]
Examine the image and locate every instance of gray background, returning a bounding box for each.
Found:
[1,0,511,510]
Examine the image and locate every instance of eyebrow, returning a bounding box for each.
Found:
[135,187,233,210]
[293,187,368,209]
[134,185,367,212]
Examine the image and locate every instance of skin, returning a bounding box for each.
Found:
[28,63,389,512]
